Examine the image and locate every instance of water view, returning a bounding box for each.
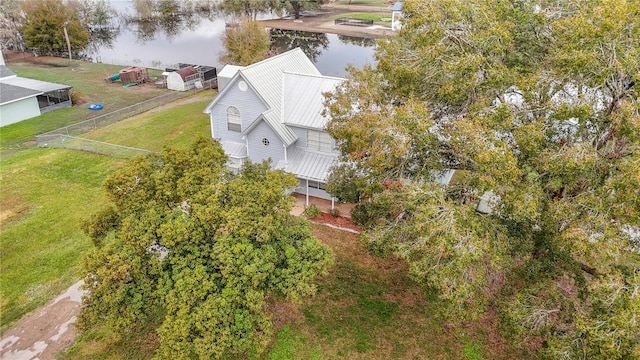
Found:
[85,1,377,77]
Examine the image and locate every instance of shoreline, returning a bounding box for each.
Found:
[259,7,396,39]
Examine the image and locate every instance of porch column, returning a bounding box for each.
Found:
[283,144,287,162]
[331,196,335,210]
[306,179,309,206]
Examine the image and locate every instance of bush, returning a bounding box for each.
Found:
[329,208,340,217]
[304,204,321,219]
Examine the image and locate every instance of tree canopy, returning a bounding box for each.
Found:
[325,0,640,358]
[79,138,333,359]
[21,0,90,55]
[219,20,271,66]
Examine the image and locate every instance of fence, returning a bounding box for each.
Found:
[35,86,216,157]
[35,92,186,145]
[38,135,151,158]
[335,18,374,27]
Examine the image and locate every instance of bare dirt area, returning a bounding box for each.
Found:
[260,9,395,38]
[0,281,84,360]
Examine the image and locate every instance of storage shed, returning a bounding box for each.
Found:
[166,66,199,91]
[119,66,150,85]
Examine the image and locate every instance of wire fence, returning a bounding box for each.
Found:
[36,92,186,142]
[35,86,214,158]
[38,135,151,158]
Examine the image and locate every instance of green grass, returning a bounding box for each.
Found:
[0,148,124,327]
[0,93,215,329]
[83,93,214,151]
[334,0,390,6]
[333,12,391,24]
[62,224,524,359]
[1,57,169,149]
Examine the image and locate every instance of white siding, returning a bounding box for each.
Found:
[209,76,268,143]
[246,120,285,165]
[0,97,41,127]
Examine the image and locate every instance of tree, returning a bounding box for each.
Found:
[218,0,275,20]
[219,20,271,66]
[270,29,329,63]
[21,0,89,55]
[0,0,24,51]
[280,0,329,19]
[78,138,333,359]
[325,0,640,358]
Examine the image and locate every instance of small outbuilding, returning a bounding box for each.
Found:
[119,66,150,85]
[166,66,199,91]
[0,53,72,127]
[165,63,217,92]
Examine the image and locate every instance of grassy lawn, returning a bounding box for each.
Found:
[332,12,391,24]
[63,224,525,360]
[1,57,170,149]
[0,148,124,328]
[82,92,214,151]
[334,0,391,6]
[0,96,214,329]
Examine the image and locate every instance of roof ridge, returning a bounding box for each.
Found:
[241,48,305,70]
[283,71,345,81]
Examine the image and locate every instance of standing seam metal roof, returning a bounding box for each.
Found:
[280,147,337,182]
[283,72,344,129]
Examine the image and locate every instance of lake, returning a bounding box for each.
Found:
[85,1,377,77]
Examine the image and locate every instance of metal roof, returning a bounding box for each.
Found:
[280,147,337,181]
[217,64,244,78]
[220,141,247,158]
[392,1,403,11]
[241,109,298,147]
[283,72,343,129]
[0,82,42,105]
[240,48,320,111]
[2,76,70,93]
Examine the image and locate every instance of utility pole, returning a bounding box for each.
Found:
[63,22,72,61]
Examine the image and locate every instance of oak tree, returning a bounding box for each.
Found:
[79,138,333,359]
[325,0,640,358]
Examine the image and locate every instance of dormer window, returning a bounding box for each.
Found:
[227,106,241,132]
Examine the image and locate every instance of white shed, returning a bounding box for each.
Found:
[166,66,199,91]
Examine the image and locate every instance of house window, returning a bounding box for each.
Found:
[307,130,332,152]
[227,106,241,132]
[262,138,270,146]
[308,180,326,191]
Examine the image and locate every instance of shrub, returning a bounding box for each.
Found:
[304,204,321,219]
[329,208,340,217]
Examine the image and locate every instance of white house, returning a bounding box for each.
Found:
[0,53,72,127]
[204,49,344,205]
[391,1,404,31]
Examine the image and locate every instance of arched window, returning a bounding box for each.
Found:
[227,106,241,132]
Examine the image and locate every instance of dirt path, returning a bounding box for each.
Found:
[0,281,84,360]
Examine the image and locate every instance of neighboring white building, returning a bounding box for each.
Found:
[0,53,72,127]
[391,1,404,31]
[204,49,344,205]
